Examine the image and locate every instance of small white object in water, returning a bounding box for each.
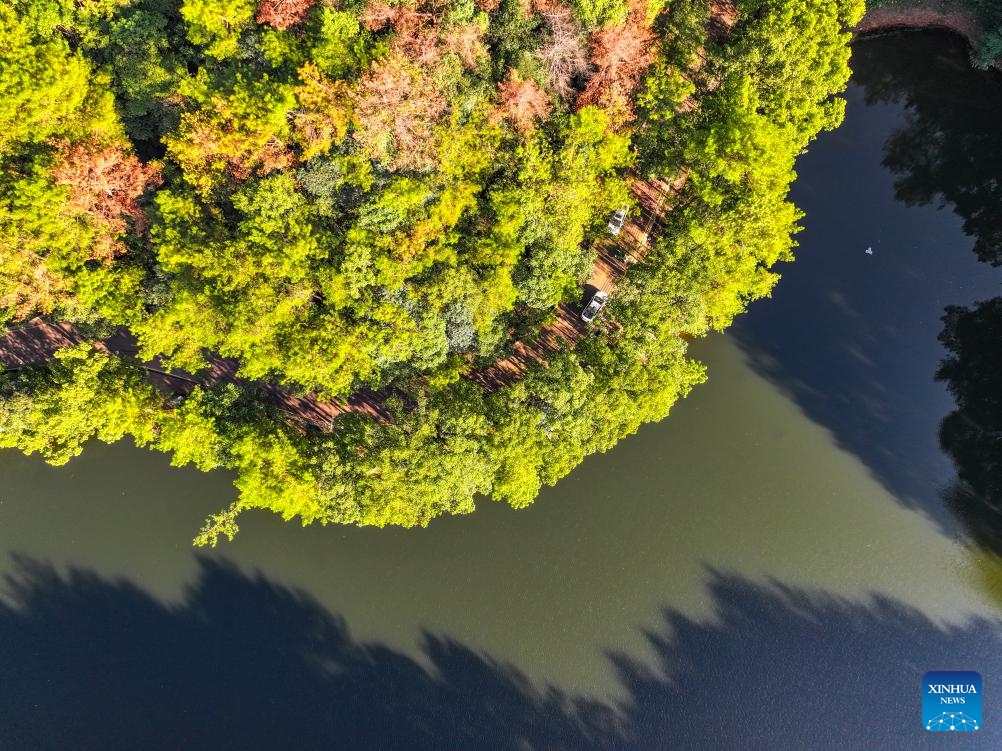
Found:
[865,247,873,255]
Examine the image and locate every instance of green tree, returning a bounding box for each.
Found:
[180,0,256,59]
[0,345,160,465]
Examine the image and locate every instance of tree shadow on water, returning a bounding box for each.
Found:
[613,571,1002,750]
[936,297,1002,556]
[0,557,1000,750]
[0,556,619,751]
[853,32,1002,271]
[730,31,1002,535]
[853,32,1002,555]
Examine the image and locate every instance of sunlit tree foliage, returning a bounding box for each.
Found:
[0,0,864,542]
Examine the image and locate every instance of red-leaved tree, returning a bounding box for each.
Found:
[51,138,162,260]
[578,0,656,117]
[256,0,316,30]
[495,70,552,134]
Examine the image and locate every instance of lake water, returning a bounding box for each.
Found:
[2,30,1002,750]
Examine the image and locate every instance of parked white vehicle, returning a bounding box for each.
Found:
[607,208,627,235]
[581,290,609,323]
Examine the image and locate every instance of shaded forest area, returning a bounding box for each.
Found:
[0,0,864,541]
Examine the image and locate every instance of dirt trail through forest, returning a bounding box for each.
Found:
[0,177,674,428]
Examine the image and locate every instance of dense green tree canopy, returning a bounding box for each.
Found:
[0,0,864,542]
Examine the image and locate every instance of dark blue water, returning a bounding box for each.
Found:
[735,30,1002,551]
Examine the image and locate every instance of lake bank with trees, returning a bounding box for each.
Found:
[1,0,864,542]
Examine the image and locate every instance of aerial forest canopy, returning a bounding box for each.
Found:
[0,0,864,543]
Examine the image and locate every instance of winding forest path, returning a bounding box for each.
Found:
[0,0,744,430]
[0,176,674,428]
[469,175,676,390]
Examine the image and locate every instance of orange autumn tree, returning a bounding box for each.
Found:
[51,138,162,260]
[0,136,159,324]
[579,0,656,116]
[354,0,452,170]
[256,0,316,29]
[495,70,552,133]
[353,51,447,170]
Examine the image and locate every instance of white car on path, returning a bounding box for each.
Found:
[581,290,609,323]
[607,209,627,235]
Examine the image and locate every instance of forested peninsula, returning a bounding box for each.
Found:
[0,0,863,543]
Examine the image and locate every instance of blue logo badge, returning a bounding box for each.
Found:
[923,671,982,731]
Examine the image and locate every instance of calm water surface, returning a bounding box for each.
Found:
[2,31,1002,750]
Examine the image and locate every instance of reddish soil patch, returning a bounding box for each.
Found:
[0,322,85,369]
[857,1,999,71]
[858,2,980,41]
[708,0,737,40]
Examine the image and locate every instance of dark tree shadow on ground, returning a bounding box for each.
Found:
[1,557,1000,750]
